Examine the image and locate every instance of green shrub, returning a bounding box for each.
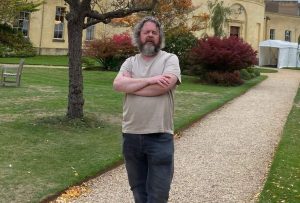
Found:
[0,23,36,57]
[164,26,198,75]
[81,57,102,70]
[103,57,126,71]
[240,68,260,81]
[254,68,260,76]
[240,69,251,80]
[189,64,206,78]
[246,67,254,73]
[250,73,256,78]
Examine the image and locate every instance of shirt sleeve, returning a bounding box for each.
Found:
[163,54,181,84]
[119,57,133,74]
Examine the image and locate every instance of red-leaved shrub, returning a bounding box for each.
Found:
[189,36,258,72]
[83,32,136,70]
[83,37,117,70]
[112,32,136,58]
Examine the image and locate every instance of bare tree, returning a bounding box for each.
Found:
[64,0,157,118]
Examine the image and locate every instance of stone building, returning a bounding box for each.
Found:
[264,0,300,42]
[12,0,300,55]
[192,0,266,51]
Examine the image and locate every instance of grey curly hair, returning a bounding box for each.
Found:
[132,16,165,50]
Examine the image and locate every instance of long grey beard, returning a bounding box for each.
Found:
[140,43,160,56]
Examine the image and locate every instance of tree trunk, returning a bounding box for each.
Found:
[66,17,84,119]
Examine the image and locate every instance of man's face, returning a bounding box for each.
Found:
[139,21,160,56]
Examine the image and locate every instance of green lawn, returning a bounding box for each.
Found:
[0,66,267,202]
[0,55,102,68]
[256,67,278,73]
[0,55,69,66]
[259,86,300,203]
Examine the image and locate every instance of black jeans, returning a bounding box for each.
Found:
[123,133,174,203]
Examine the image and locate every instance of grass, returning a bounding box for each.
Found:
[258,86,300,203]
[256,67,278,73]
[0,66,267,202]
[0,68,122,202]
[0,55,69,66]
[0,55,102,68]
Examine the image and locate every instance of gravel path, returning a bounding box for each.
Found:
[68,69,300,203]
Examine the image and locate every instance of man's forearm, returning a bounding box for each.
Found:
[113,76,150,93]
[132,74,178,97]
[114,72,173,94]
[132,84,169,97]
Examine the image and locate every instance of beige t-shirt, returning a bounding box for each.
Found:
[119,50,181,134]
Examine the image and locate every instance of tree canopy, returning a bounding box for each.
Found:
[110,0,208,32]
[0,0,43,23]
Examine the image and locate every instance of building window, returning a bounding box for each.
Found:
[270,29,275,40]
[86,18,95,41]
[285,30,291,41]
[13,11,30,37]
[230,26,240,37]
[53,7,66,39]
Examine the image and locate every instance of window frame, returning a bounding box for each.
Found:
[270,29,275,40]
[53,7,66,40]
[229,26,240,38]
[284,30,291,42]
[13,11,30,37]
[86,18,95,41]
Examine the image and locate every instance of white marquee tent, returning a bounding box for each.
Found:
[259,40,300,68]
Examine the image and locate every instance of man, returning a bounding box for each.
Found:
[113,16,181,203]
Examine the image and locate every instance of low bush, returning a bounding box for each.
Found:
[240,69,251,80]
[253,68,260,76]
[250,73,256,78]
[81,57,101,70]
[240,68,261,80]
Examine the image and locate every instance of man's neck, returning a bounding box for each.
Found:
[141,51,159,62]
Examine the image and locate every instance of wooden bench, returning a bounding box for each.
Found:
[1,59,25,87]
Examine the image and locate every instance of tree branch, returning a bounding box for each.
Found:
[83,0,157,29]
[64,0,73,6]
